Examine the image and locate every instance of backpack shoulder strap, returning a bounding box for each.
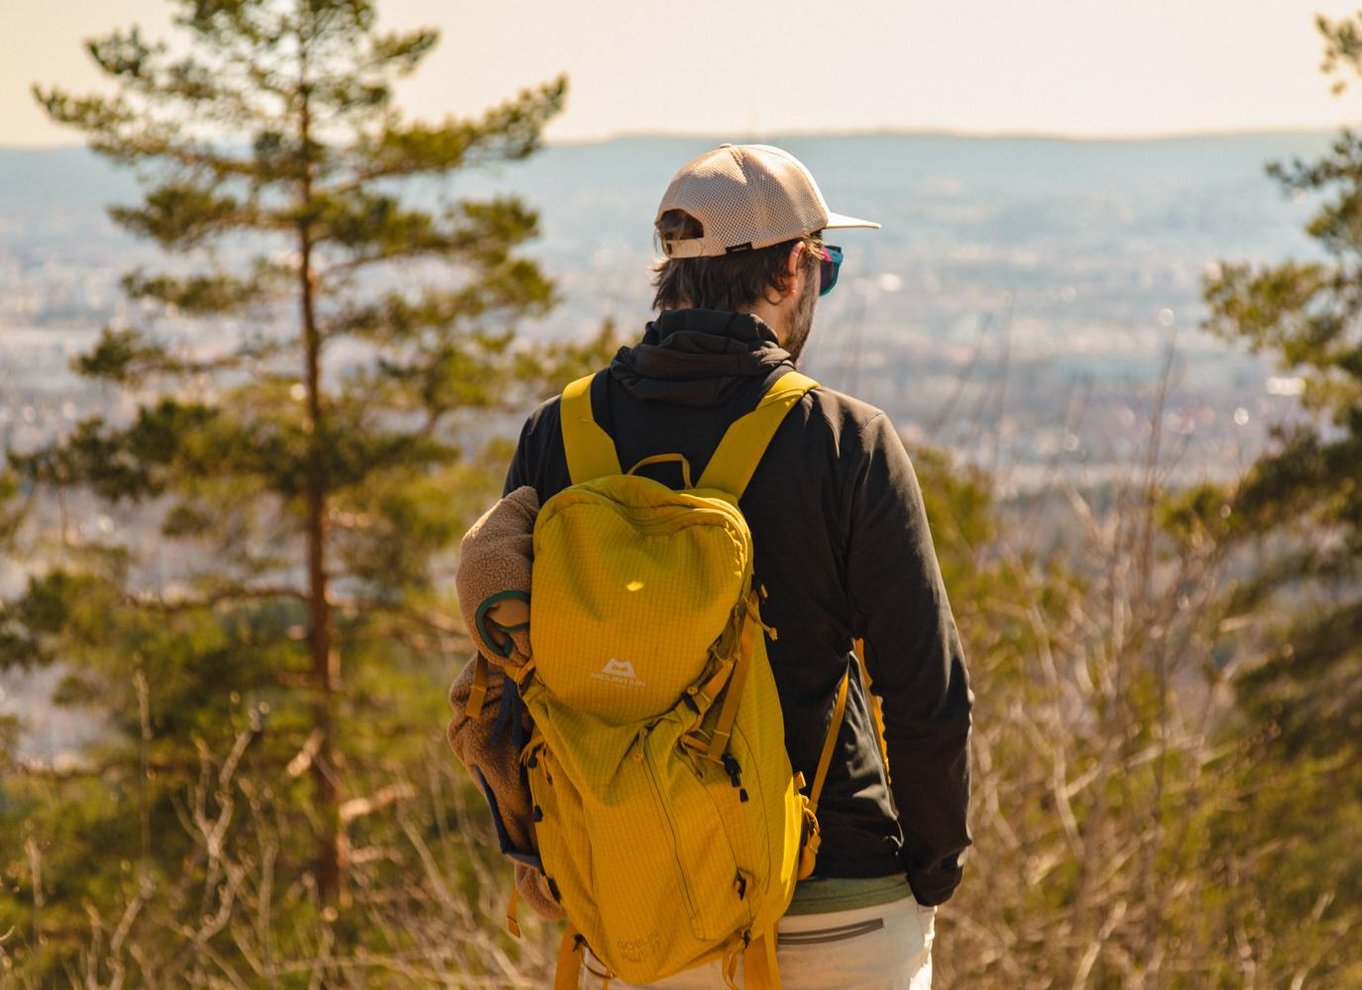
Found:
[697,371,818,497]
[559,373,622,484]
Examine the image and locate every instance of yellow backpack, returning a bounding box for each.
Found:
[509,370,849,989]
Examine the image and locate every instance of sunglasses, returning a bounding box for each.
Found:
[818,244,843,297]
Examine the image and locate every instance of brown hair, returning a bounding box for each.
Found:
[651,210,822,312]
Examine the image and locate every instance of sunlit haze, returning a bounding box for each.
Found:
[4,0,1362,145]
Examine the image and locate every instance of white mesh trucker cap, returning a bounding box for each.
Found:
[655,143,880,259]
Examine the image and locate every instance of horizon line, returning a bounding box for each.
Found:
[0,123,1349,153]
[552,123,1348,145]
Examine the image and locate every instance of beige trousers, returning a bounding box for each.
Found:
[580,894,936,990]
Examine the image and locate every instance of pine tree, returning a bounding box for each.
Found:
[3,2,609,970]
[1149,12,1362,982]
[1192,11,1362,753]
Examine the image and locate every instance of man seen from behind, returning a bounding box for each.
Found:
[504,143,973,989]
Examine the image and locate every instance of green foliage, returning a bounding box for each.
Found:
[1115,11,1362,985]
[1198,11,1362,756]
[0,470,28,551]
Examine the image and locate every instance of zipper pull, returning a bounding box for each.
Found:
[722,754,750,802]
[745,593,778,640]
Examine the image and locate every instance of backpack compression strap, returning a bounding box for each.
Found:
[808,668,851,816]
[558,370,819,494]
[854,638,892,782]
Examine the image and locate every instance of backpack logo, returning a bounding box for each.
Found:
[592,657,645,688]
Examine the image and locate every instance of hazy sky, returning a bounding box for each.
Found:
[4,0,1362,145]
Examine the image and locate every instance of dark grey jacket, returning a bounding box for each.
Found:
[505,308,973,905]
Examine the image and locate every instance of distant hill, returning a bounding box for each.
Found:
[0,130,1334,248]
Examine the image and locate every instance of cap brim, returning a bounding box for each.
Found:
[824,210,881,231]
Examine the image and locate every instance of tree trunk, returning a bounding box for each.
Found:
[298,56,341,908]
[303,278,340,907]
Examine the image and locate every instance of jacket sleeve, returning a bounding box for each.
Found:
[845,412,973,906]
[502,396,567,500]
[503,414,535,497]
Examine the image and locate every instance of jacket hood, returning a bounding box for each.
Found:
[609,309,794,407]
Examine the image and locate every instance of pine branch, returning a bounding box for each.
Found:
[123,269,286,315]
[338,75,567,189]
[109,181,263,249]
[124,586,310,612]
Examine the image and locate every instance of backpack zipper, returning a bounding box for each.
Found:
[639,728,701,926]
